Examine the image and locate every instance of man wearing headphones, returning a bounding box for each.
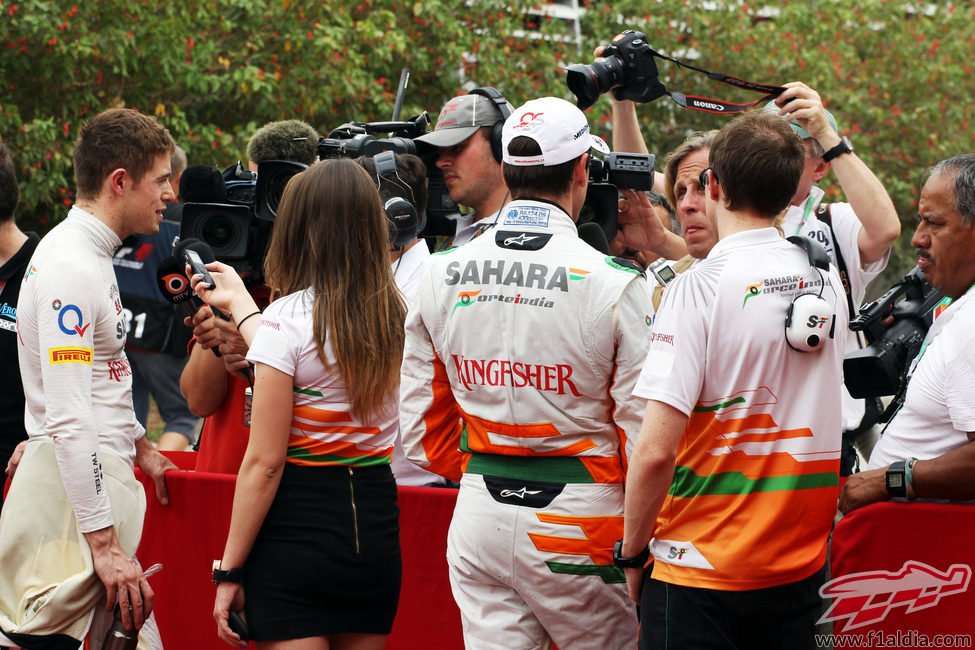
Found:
[401,97,649,649]
[621,110,848,649]
[415,88,513,247]
[356,152,448,488]
[356,151,431,302]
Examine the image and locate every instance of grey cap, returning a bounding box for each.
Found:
[415,93,509,148]
[763,99,838,140]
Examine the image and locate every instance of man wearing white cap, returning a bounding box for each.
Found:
[416,88,514,247]
[400,96,649,649]
[767,82,900,474]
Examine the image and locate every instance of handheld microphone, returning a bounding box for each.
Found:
[156,256,222,358]
[577,222,611,255]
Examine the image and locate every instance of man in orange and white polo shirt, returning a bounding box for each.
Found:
[622,109,848,648]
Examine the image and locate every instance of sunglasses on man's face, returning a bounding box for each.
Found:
[699,166,717,188]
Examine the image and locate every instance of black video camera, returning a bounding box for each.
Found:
[566,30,668,111]
[843,266,943,399]
[316,112,460,238]
[579,152,656,242]
[181,160,304,283]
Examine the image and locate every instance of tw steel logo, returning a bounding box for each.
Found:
[818,561,971,632]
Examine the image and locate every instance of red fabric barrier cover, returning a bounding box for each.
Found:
[135,458,463,649]
[828,501,975,641]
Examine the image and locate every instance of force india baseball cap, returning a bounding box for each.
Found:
[415,93,512,148]
[763,99,839,140]
[501,97,610,167]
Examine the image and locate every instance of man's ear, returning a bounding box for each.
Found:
[811,158,831,183]
[707,170,721,203]
[107,168,128,197]
[574,153,590,187]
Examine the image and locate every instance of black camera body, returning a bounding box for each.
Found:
[581,153,656,242]
[181,161,303,283]
[317,113,461,238]
[566,30,667,110]
[844,266,943,399]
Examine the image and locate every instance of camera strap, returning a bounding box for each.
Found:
[648,48,786,114]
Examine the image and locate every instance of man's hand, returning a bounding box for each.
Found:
[617,189,687,260]
[135,436,177,506]
[624,566,645,605]
[618,189,664,250]
[5,440,27,479]
[220,352,252,383]
[187,305,224,351]
[838,466,890,515]
[772,82,841,149]
[85,526,153,631]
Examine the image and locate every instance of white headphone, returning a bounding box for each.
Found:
[784,236,836,352]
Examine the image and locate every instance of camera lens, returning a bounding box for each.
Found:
[566,58,626,111]
[200,214,238,250]
[566,64,601,111]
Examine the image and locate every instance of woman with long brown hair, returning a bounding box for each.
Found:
[195,158,406,649]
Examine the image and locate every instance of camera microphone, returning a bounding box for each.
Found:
[578,222,611,255]
[179,165,227,204]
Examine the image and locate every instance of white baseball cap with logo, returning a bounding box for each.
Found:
[501,97,610,167]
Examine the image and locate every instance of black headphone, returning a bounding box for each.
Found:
[467,87,512,164]
[784,236,836,352]
[374,151,425,247]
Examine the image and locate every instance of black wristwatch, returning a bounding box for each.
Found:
[212,560,244,585]
[885,460,907,498]
[822,136,854,163]
[613,539,650,569]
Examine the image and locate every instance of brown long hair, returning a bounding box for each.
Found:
[263,159,406,421]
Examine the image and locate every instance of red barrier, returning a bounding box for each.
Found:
[828,501,975,643]
[135,455,463,649]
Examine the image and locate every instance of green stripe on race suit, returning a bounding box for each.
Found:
[466,453,597,484]
[669,465,839,498]
[544,561,625,584]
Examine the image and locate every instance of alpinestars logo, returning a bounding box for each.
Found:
[499,487,543,499]
[503,233,539,247]
[818,560,971,632]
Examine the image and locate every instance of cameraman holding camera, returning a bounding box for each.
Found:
[840,155,975,513]
[415,89,513,247]
[400,97,649,649]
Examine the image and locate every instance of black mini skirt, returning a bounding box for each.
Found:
[243,463,402,641]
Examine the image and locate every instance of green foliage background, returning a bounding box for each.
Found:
[3,0,973,283]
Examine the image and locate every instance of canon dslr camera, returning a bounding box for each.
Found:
[566,30,667,110]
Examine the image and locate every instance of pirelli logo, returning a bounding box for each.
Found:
[49,346,93,365]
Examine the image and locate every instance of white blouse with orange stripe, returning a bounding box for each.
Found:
[245,289,397,467]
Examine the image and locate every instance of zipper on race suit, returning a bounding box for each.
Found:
[348,466,360,554]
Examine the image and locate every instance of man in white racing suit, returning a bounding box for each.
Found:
[400,97,651,649]
[0,108,177,648]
